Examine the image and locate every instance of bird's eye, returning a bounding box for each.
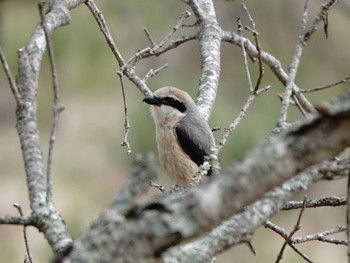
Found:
[161,96,186,112]
[162,96,177,105]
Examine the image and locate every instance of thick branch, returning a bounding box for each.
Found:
[14,0,86,252]
[60,89,350,263]
[187,0,221,120]
[163,162,325,262]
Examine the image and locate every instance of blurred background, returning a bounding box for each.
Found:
[0,0,349,262]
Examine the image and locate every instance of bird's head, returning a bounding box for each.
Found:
[143,87,196,125]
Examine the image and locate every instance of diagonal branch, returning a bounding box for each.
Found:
[0,45,22,106]
[58,89,350,263]
[221,31,315,114]
[277,0,309,127]
[304,0,338,42]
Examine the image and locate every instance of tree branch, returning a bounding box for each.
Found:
[59,89,350,263]
[13,0,87,253]
[284,196,347,210]
[163,160,327,262]
[0,45,22,106]
[186,0,221,120]
[221,31,315,114]
[277,0,309,127]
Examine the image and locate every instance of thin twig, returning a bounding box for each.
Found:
[217,85,270,151]
[300,76,350,93]
[13,203,33,263]
[157,11,191,50]
[283,196,347,210]
[241,3,264,92]
[277,0,309,128]
[304,0,338,42]
[39,0,65,204]
[143,63,168,83]
[276,196,309,263]
[85,0,152,96]
[117,72,131,155]
[149,181,166,193]
[0,45,22,107]
[143,27,156,47]
[237,17,254,93]
[266,221,314,263]
[293,226,347,244]
[85,0,125,66]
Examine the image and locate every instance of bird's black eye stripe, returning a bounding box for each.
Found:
[161,96,186,112]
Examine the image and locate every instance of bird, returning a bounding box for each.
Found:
[143,87,215,186]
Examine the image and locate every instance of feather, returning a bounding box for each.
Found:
[175,112,214,167]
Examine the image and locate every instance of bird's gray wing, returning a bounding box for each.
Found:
[174,114,214,167]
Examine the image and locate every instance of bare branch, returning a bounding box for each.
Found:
[0,215,34,226]
[293,226,346,244]
[13,203,33,263]
[59,91,350,262]
[241,3,264,92]
[85,0,125,66]
[110,153,158,213]
[221,31,315,114]
[12,0,84,252]
[237,17,254,92]
[117,72,132,155]
[187,0,221,120]
[143,63,169,83]
[300,76,350,93]
[164,155,346,262]
[0,45,22,106]
[217,85,271,151]
[85,0,151,97]
[86,0,196,97]
[276,196,308,263]
[157,11,192,50]
[277,0,310,127]
[143,27,156,47]
[320,157,350,180]
[284,196,347,210]
[304,0,339,42]
[38,0,65,204]
[266,220,315,263]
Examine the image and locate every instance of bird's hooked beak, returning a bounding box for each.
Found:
[143,95,162,106]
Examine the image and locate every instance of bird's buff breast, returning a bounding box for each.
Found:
[156,124,199,186]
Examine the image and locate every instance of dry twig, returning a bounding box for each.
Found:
[241,3,264,92]
[38,0,65,203]
[0,46,22,106]
[117,72,132,155]
[284,196,347,210]
[217,85,270,151]
[300,76,350,93]
[304,0,338,42]
[277,0,310,128]
[276,197,312,263]
[13,203,33,263]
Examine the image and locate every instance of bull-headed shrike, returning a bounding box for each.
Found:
[143,87,215,186]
